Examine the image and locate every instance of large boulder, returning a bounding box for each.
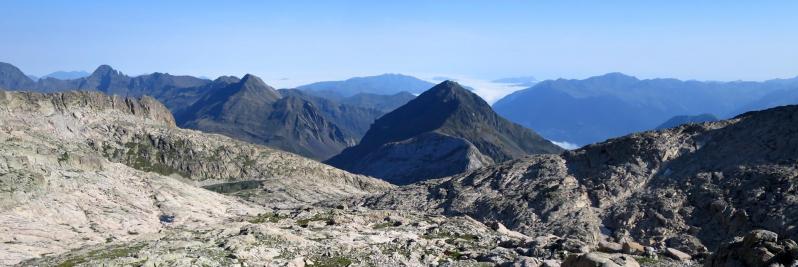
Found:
[562,252,640,267]
[704,230,798,267]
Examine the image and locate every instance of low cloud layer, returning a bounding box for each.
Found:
[422,75,529,105]
[551,140,580,150]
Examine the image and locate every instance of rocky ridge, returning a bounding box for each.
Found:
[362,104,798,264]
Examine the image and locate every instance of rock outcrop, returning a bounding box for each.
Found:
[704,230,798,267]
[363,104,798,262]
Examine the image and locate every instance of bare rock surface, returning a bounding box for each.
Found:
[0,90,390,265]
[363,104,798,264]
[21,208,552,266]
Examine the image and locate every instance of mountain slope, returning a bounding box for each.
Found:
[277,89,385,138]
[493,73,798,146]
[364,104,798,258]
[339,91,416,113]
[297,73,434,97]
[42,70,90,80]
[177,75,360,160]
[655,113,718,130]
[327,80,563,184]
[0,62,36,90]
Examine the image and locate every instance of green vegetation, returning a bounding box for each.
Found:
[56,243,146,267]
[121,140,189,177]
[58,152,70,163]
[423,231,479,242]
[296,212,334,227]
[248,212,286,224]
[313,256,353,267]
[372,222,396,229]
[635,256,660,265]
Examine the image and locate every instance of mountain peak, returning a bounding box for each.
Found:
[326,79,563,183]
[91,65,121,77]
[594,72,638,82]
[0,62,36,89]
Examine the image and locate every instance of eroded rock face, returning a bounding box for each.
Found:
[704,230,798,267]
[363,104,798,263]
[362,155,600,251]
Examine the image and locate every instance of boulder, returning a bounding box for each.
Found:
[599,241,623,253]
[704,230,798,267]
[622,241,645,255]
[562,252,640,267]
[664,248,691,261]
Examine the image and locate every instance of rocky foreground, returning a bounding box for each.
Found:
[1,89,798,266]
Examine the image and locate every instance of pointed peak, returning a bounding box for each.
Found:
[91,65,121,77]
[212,75,240,84]
[240,74,268,86]
[230,73,280,100]
[424,80,472,98]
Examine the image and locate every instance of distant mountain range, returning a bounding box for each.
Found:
[0,62,416,160]
[493,72,798,145]
[42,70,91,80]
[297,73,434,97]
[326,80,562,184]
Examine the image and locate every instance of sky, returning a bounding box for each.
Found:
[2,1,798,102]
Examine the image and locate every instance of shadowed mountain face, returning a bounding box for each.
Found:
[176,74,369,160]
[297,73,434,97]
[0,62,36,90]
[656,114,719,130]
[327,80,563,184]
[338,91,416,113]
[493,73,798,146]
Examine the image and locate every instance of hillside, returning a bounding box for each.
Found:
[327,81,562,184]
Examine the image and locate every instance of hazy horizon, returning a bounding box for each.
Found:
[3,1,798,97]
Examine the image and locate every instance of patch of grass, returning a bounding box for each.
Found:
[635,256,660,265]
[248,212,285,224]
[423,232,479,242]
[57,243,146,267]
[313,256,353,267]
[372,222,396,229]
[296,212,334,228]
[58,152,70,163]
[444,250,463,259]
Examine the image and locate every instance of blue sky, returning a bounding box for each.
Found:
[2,1,797,91]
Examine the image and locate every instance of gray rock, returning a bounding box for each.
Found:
[705,230,798,267]
[562,252,640,267]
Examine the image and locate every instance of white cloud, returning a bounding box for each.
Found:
[551,140,580,150]
[418,74,529,104]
